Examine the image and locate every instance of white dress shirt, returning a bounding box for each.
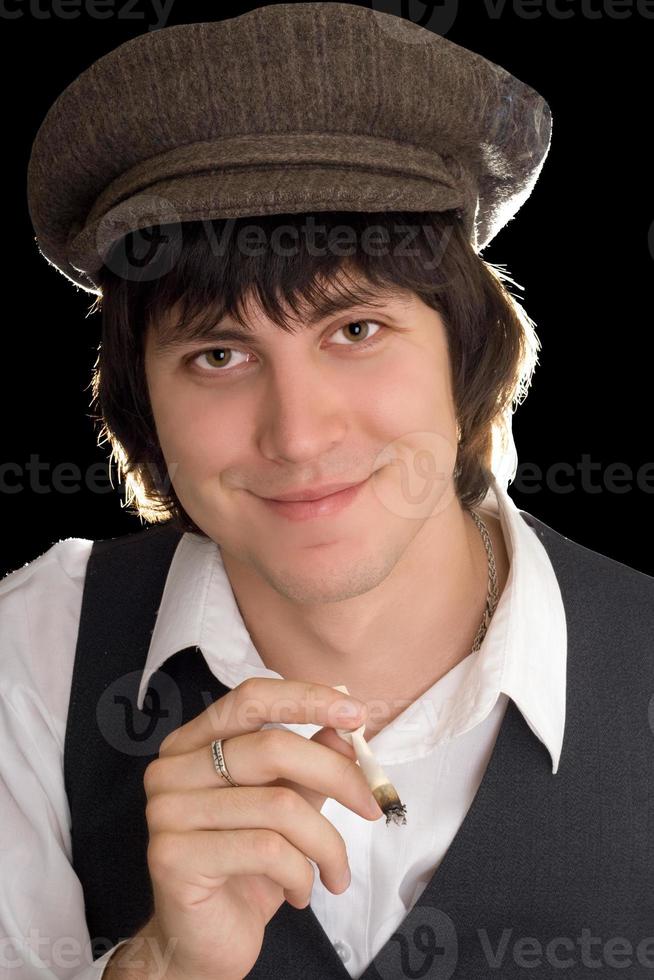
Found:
[0,475,567,979]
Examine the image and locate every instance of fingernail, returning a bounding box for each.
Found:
[368,795,383,818]
[337,701,364,717]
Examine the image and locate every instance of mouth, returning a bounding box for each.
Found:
[264,479,365,502]
[256,475,369,522]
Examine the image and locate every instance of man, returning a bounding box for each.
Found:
[3,4,653,979]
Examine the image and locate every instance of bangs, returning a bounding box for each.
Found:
[102,210,458,347]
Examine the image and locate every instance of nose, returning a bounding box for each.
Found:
[255,361,350,465]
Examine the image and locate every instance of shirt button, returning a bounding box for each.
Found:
[334,940,351,963]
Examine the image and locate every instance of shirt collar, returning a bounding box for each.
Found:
[446,475,567,775]
[137,475,567,775]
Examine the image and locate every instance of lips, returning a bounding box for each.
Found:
[265,479,364,502]
[258,476,369,521]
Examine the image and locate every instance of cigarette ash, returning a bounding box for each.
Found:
[373,783,408,827]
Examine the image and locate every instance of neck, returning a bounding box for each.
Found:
[221,496,510,739]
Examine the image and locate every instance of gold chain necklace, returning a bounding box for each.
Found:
[468,509,500,654]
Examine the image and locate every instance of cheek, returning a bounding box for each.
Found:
[149,385,265,508]
[369,358,458,515]
[372,355,455,429]
[147,378,228,479]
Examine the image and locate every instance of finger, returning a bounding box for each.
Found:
[146,784,352,895]
[311,724,359,759]
[145,727,381,821]
[148,827,316,909]
[270,724,359,812]
[158,678,367,757]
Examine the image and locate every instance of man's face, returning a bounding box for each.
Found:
[144,277,460,604]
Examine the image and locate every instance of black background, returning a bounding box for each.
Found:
[2,0,652,580]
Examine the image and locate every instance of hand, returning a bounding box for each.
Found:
[141,678,383,980]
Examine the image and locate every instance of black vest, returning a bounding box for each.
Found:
[63,511,654,978]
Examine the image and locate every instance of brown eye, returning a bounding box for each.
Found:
[331,320,382,346]
[192,346,250,371]
[203,349,231,367]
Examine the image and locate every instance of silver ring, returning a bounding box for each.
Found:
[211,738,240,787]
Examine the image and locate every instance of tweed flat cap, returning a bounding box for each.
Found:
[26,2,552,296]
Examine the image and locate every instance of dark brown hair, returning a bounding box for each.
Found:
[88,209,539,536]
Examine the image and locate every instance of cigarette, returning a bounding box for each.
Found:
[332,685,407,826]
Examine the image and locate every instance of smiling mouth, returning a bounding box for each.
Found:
[257,476,369,521]
[266,479,365,503]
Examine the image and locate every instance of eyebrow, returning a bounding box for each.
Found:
[153,286,408,357]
